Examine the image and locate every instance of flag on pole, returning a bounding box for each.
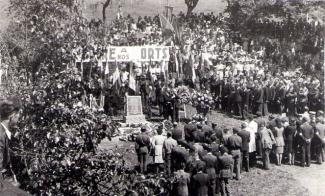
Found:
[190,54,196,82]
[112,62,120,85]
[104,62,109,75]
[159,14,174,39]
[175,52,179,77]
[98,58,103,73]
[129,63,137,92]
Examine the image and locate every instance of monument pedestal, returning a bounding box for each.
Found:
[124,114,146,124]
[124,95,147,124]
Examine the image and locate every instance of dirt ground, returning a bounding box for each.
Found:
[278,163,325,196]
[100,106,322,196]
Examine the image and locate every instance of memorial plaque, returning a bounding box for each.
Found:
[125,96,146,124]
[126,96,143,116]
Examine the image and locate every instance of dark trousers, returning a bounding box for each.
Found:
[262,148,271,170]
[315,143,325,164]
[231,150,241,180]
[158,101,164,116]
[241,150,250,172]
[241,104,248,120]
[165,153,172,175]
[138,153,148,173]
[256,102,268,116]
[301,142,311,167]
[249,152,257,167]
[233,102,241,116]
[220,178,230,196]
[208,178,216,196]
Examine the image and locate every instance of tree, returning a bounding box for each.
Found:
[185,0,199,17]
[102,0,111,23]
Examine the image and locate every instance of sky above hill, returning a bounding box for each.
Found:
[0,0,226,31]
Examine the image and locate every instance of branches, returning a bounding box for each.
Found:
[185,0,199,16]
[102,0,111,23]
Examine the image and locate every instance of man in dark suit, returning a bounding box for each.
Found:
[226,128,242,180]
[191,164,209,196]
[212,123,223,144]
[172,122,183,142]
[218,146,233,196]
[135,126,151,173]
[299,117,314,167]
[202,151,218,196]
[238,123,251,172]
[314,117,325,164]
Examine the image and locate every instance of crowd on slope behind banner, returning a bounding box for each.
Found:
[71,12,324,117]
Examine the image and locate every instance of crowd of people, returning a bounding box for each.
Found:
[135,110,325,196]
[75,12,324,119]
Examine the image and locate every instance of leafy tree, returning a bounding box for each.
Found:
[185,0,199,16]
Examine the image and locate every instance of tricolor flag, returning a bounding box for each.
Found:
[159,14,174,39]
[129,63,137,92]
[112,62,120,85]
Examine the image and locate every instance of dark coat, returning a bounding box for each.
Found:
[202,153,218,179]
[0,124,10,171]
[218,154,233,179]
[135,133,151,154]
[300,122,314,141]
[191,172,209,196]
[238,130,251,152]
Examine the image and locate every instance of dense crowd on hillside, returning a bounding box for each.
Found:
[134,110,324,196]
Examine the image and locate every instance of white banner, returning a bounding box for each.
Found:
[106,46,170,62]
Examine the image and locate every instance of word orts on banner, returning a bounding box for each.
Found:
[106,46,170,62]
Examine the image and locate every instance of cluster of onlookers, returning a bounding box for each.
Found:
[135,110,325,196]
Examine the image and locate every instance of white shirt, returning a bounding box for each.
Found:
[0,123,11,140]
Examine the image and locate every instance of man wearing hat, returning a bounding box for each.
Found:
[172,122,183,142]
[135,126,151,173]
[226,128,242,180]
[218,146,233,196]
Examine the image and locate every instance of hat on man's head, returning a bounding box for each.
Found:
[233,128,240,134]
[140,126,147,132]
[241,122,248,129]
[219,145,228,154]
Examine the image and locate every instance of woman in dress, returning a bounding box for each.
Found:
[151,125,166,173]
[274,118,285,166]
[284,117,297,165]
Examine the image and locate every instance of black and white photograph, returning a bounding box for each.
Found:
[0,0,324,195]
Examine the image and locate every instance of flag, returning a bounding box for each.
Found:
[159,14,174,39]
[129,63,136,92]
[190,54,196,82]
[172,18,183,48]
[104,62,109,75]
[146,59,154,84]
[98,58,103,73]
[112,62,120,85]
[175,52,179,77]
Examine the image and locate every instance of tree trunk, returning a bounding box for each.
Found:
[102,0,111,23]
[186,6,195,17]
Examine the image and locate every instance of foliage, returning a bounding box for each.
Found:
[185,0,200,16]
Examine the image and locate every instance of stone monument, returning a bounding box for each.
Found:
[124,96,146,124]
